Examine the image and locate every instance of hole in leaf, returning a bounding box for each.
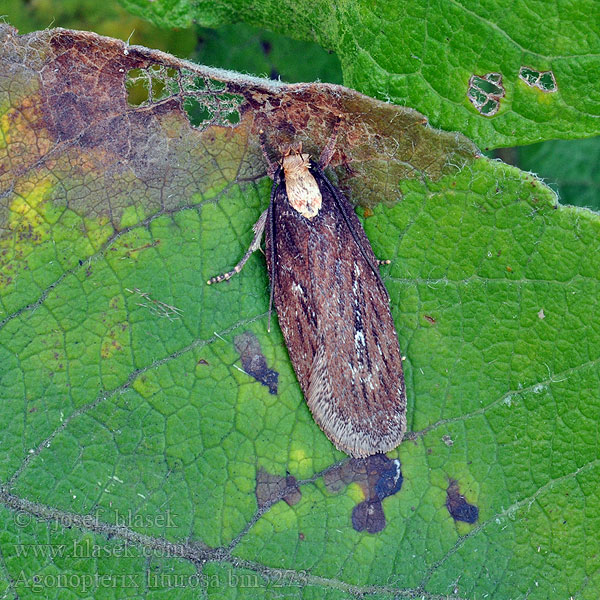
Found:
[468,88,487,105]
[183,96,213,127]
[476,78,503,95]
[181,72,207,92]
[467,73,505,117]
[485,73,502,85]
[519,66,557,92]
[151,77,167,100]
[126,66,243,129]
[519,67,539,86]
[207,78,226,91]
[480,99,499,115]
[126,66,180,105]
[225,110,241,125]
[538,72,556,91]
[151,68,179,101]
[125,68,150,106]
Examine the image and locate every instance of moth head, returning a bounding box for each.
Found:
[281,148,322,219]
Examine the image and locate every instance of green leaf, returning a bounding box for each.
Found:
[2,24,600,600]
[119,0,600,148]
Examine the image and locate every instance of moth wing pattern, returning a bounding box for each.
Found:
[266,161,406,457]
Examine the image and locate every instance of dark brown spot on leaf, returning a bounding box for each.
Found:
[446,479,479,524]
[352,499,386,534]
[256,468,301,508]
[324,455,402,533]
[234,331,278,394]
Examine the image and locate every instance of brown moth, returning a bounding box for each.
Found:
[207,138,406,457]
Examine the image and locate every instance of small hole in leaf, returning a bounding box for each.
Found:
[519,66,557,92]
[125,68,150,106]
[468,88,487,104]
[150,66,180,100]
[182,74,207,92]
[480,99,499,115]
[519,67,539,86]
[467,73,505,117]
[475,78,503,96]
[225,110,241,124]
[183,96,213,127]
[151,77,167,101]
[538,72,557,91]
[207,78,226,91]
[126,65,181,105]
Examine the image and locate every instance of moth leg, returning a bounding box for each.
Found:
[258,129,279,178]
[206,210,268,285]
[319,115,342,168]
[377,259,391,266]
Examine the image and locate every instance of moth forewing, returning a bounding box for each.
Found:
[207,148,407,458]
[266,158,407,458]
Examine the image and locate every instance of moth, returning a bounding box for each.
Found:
[208,134,406,457]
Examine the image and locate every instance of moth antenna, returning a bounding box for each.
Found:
[206,210,268,285]
[259,129,279,179]
[319,114,343,169]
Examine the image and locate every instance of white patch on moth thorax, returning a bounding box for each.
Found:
[282,153,322,219]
